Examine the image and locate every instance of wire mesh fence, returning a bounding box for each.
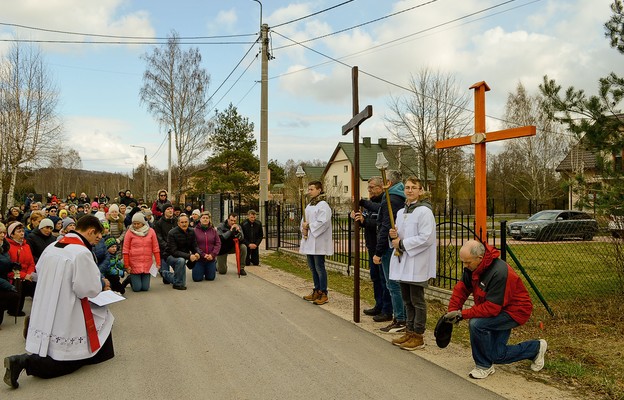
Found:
[264,200,624,319]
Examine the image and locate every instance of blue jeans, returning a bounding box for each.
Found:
[193,260,217,282]
[469,312,541,369]
[381,248,405,321]
[130,274,151,292]
[369,253,392,314]
[306,255,328,292]
[165,256,187,287]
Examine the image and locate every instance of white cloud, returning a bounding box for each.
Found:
[207,9,238,34]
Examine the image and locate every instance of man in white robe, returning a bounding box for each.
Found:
[4,215,114,389]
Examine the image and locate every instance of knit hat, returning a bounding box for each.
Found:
[39,218,54,230]
[105,237,117,249]
[108,204,119,213]
[62,218,76,231]
[160,202,173,213]
[94,211,106,221]
[192,209,201,216]
[132,212,147,225]
[7,221,23,237]
[100,220,110,230]
[91,201,99,208]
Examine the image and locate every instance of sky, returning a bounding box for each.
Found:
[0,0,621,176]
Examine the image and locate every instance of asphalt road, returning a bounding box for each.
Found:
[0,267,504,400]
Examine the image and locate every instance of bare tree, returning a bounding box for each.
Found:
[0,43,61,212]
[500,82,569,203]
[139,31,212,202]
[385,68,470,205]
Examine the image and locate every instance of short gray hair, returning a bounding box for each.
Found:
[387,170,402,184]
[368,176,382,186]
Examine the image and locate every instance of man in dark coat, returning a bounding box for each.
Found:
[26,218,56,263]
[241,210,263,266]
[154,203,177,283]
[165,214,200,290]
[217,214,247,276]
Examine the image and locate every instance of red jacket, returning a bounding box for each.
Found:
[6,237,36,280]
[448,244,533,325]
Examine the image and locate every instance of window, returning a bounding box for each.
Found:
[333,176,338,187]
[343,185,349,193]
[343,165,348,173]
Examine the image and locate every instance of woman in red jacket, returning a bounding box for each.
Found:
[122,213,160,292]
[193,211,221,282]
[6,222,36,317]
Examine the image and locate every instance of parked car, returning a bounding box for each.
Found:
[507,210,598,241]
[608,210,624,238]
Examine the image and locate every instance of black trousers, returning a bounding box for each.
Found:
[245,246,260,266]
[25,333,114,379]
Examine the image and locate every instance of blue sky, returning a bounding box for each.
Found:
[0,0,621,174]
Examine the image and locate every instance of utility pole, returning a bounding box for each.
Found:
[168,129,172,202]
[259,23,269,226]
[130,145,148,203]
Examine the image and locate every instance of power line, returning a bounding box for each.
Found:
[213,53,259,111]
[207,37,260,104]
[236,82,259,108]
[0,38,256,45]
[272,0,356,29]
[273,0,441,51]
[0,21,256,39]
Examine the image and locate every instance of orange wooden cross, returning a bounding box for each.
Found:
[435,81,536,240]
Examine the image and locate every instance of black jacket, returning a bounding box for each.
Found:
[166,226,200,260]
[359,193,382,252]
[154,216,177,257]
[27,229,56,262]
[374,183,406,258]
[241,219,263,247]
[217,220,244,255]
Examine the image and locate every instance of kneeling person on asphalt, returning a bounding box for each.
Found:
[217,214,247,276]
[165,215,200,290]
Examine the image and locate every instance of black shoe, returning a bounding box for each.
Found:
[172,285,187,290]
[4,354,27,389]
[363,307,381,316]
[7,311,26,317]
[240,269,247,276]
[372,313,393,322]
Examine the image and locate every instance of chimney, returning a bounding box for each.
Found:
[362,137,371,147]
[378,138,387,149]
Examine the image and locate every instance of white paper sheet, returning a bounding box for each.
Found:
[89,290,126,306]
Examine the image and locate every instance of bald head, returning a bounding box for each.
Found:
[459,240,485,271]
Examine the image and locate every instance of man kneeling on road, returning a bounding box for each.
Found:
[217,214,247,276]
[444,239,547,379]
[165,214,200,290]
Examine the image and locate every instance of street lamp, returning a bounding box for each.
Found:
[295,165,307,240]
[130,145,148,203]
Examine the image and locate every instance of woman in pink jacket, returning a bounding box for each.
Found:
[123,213,160,292]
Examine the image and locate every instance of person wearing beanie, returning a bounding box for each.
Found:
[98,237,125,294]
[6,221,37,317]
[151,189,169,221]
[154,203,177,283]
[189,209,201,228]
[122,211,160,292]
[26,218,56,263]
[56,218,76,241]
[106,204,126,245]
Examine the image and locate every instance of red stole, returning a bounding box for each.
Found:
[57,235,101,353]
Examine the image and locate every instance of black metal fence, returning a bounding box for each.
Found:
[264,200,624,317]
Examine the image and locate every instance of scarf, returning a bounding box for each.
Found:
[308,193,327,206]
[129,223,150,237]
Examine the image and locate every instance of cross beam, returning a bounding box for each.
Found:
[435,81,536,240]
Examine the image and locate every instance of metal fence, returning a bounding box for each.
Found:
[264,200,623,317]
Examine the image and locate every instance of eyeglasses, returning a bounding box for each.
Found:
[159,194,167,197]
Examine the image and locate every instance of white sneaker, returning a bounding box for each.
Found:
[530,339,548,372]
[469,365,495,379]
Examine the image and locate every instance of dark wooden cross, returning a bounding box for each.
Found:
[341,66,373,323]
[435,81,536,240]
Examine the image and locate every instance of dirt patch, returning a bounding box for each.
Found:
[246,264,581,400]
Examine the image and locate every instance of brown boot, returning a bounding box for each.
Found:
[303,290,320,301]
[313,291,329,305]
[392,331,413,347]
[399,332,425,351]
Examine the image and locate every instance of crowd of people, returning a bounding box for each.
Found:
[1,176,548,388]
[0,188,263,388]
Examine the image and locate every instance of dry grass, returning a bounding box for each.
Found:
[261,251,624,400]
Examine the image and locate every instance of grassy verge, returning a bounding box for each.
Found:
[261,250,624,400]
